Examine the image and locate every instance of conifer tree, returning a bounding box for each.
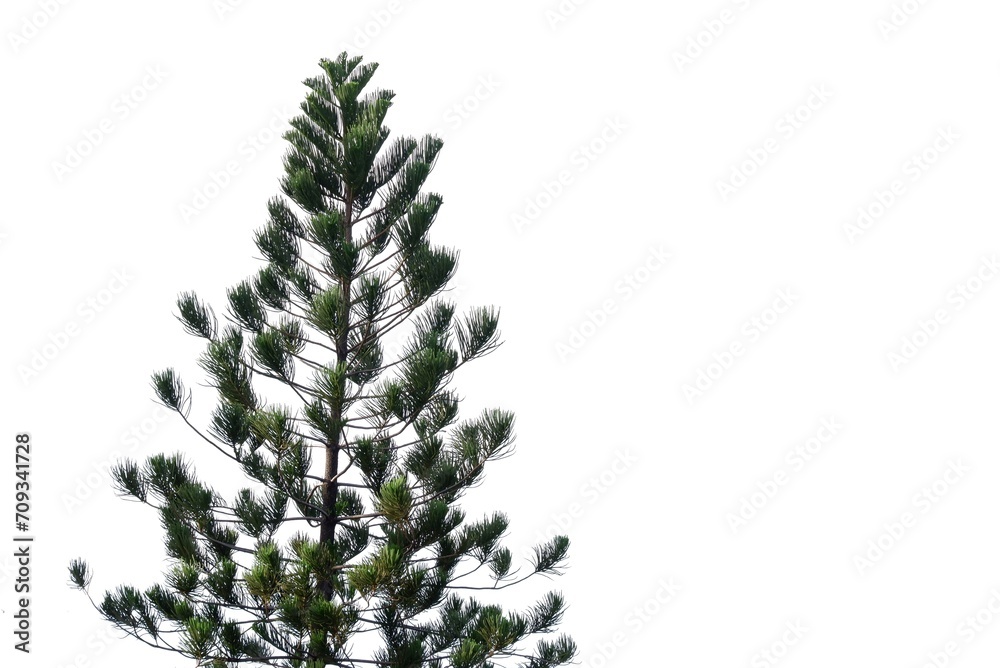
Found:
[68,52,576,668]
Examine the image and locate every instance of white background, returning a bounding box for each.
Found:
[3,1,1000,667]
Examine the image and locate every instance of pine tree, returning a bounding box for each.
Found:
[68,52,576,668]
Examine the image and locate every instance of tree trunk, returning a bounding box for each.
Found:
[318,193,352,601]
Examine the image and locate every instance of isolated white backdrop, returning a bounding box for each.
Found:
[3,0,1000,666]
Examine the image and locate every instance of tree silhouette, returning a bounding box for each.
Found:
[69,52,576,668]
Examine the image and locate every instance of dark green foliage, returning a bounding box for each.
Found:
[70,52,575,668]
[151,368,188,414]
[68,558,91,589]
[177,292,217,340]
